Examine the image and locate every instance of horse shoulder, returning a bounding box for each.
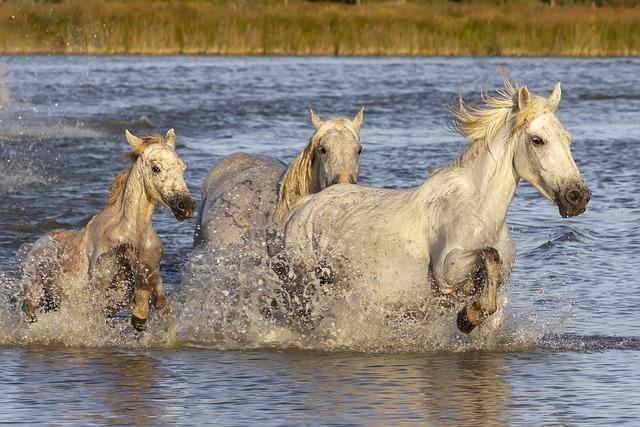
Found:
[50,228,90,272]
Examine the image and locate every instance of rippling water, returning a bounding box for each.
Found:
[0,56,639,425]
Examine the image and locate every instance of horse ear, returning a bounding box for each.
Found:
[517,86,531,111]
[165,128,176,149]
[352,106,364,134]
[310,109,323,130]
[549,82,561,110]
[125,129,144,154]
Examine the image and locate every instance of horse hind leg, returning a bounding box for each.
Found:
[20,245,63,322]
[456,247,502,334]
[21,277,44,323]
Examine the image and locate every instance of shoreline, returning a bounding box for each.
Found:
[1,53,639,58]
[1,1,639,57]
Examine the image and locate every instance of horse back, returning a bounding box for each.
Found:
[195,153,286,248]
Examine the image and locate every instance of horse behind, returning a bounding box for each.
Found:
[193,108,364,255]
[281,81,591,334]
[20,129,196,331]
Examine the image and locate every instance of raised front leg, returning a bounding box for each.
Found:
[456,247,503,334]
[131,263,153,332]
[131,265,174,332]
[149,269,171,320]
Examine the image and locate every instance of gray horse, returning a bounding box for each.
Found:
[194,108,364,257]
[20,129,195,331]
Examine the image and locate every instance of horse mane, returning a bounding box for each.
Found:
[273,118,356,223]
[450,79,554,167]
[104,133,165,207]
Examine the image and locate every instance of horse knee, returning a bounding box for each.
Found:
[481,247,501,263]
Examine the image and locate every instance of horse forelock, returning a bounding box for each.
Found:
[273,119,357,223]
[105,133,167,207]
[124,133,168,161]
[451,80,555,167]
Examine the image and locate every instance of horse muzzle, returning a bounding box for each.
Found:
[557,183,591,218]
[333,172,357,185]
[168,194,196,221]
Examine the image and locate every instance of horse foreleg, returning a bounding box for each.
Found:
[149,270,172,321]
[456,247,502,334]
[131,265,152,332]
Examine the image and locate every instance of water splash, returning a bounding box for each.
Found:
[174,243,559,353]
[0,233,586,353]
[0,254,177,349]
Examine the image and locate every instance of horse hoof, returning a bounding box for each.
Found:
[131,315,147,332]
[456,308,476,334]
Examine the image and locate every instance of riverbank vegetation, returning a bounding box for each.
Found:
[0,0,639,56]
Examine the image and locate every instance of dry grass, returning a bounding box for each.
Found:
[0,0,639,55]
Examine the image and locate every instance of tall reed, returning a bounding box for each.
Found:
[0,1,638,55]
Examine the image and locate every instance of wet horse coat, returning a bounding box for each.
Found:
[194,109,364,256]
[282,81,591,333]
[20,129,196,330]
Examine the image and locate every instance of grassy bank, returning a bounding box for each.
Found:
[0,0,639,56]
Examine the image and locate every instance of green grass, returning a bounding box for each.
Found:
[0,0,639,55]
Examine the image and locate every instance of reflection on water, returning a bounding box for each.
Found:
[1,347,639,425]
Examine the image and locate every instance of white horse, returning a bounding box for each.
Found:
[193,108,364,254]
[20,129,196,331]
[281,81,591,333]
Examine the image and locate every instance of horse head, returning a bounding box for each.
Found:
[125,128,196,221]
[309,107,364,190]
[511,83,591,217]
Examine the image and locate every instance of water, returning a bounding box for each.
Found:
[0,56,639,424]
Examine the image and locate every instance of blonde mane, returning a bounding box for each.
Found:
[273,119,356,223]
[451,80,555,167]
[105,133,166,207]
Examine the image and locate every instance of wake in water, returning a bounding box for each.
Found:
[175,242,559,353]
[0,271,176,349]
[0,238,573,352]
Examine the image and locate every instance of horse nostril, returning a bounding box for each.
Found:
[565,190,582,205]
[177,201,187,211]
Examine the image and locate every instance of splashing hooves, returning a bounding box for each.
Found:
[456,308,476,334]
[131,315,147,332]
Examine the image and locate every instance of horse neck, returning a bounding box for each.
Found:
[459,128,520,229]
[416,128,519,233]
[111,162,156,239]
[310,157,323,193]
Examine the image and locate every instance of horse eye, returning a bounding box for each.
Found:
[319,146,327,155]
[357,147,362,155]
[531,136,545,146]
[151,164,161,173]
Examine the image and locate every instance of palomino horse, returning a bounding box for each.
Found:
[281,81,591,333]
[193,108,364,253]
[20,129,196,331]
